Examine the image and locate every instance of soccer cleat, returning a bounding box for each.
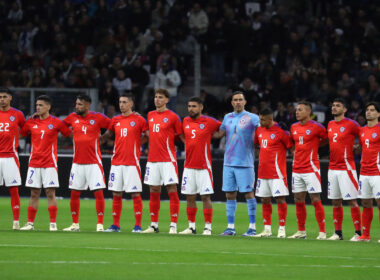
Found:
[316,232,327,240]
[220,228,236,236]
[13,221,20,230]
[242,228,257,237]
[179,227,196,235]
[328,233,343,240]
[20,222,34,231]
[96,224,104,232]
[349,233,360,242]
[202,228,212,235]
[132,225,142,233]
[63,223,80,232]
[49,223,58,231]
[288,231,307,239]
[169,226,177,234]
[254,229,272,237]
[142,225,159,233]
[104,225,121,232]
[352,235,371,242]
[277,228,286,238]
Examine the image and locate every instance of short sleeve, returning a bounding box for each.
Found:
[281,130,293,149]
[108,118,116,132]
[18,111,26,128]
[318,124,327,140]
[173,114,183,135]
[19,120,30,137]
[251,114,260,127]
[220,115,227,131]
[98,113,111,129]
[63,114,73,127]
[139,116,148,132]
[57,119,72,136]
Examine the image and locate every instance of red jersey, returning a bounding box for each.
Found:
[20,116,72,168]
[0,107,25,158]
[291,120,327,173]
[109,113,148,166]
[183,115,221,169]
[147,110,183,162]
[328,118,360,170]
[359,124,380,176]
[64,112,111,164]
[254,123,293,179]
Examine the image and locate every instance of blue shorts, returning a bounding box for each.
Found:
[222,166,254,193]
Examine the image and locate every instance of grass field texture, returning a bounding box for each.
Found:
[0,197,379,280]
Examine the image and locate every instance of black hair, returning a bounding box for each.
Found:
[298,100,312,110]
[0,88,11,95]
[365,101,380,112]
[259,107,273,116]
[333,97,347,108]
[76,94,92,103]
[120,92,134,102]
[36,95,51,105]
[188,96,203,105]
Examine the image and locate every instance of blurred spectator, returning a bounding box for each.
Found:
[129,58,149,111]
[112,69,132,95]
[154,62,181,110]
[200,89,220,118]
[188,3,209,37]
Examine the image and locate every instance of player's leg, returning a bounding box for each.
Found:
[131,192,143,232]
[220,166,238,236]
[105,165,123,232]
[162,162,180,234]
[289,173,307,238]
[355,176,374,241]
[87,164,106,232]
[201,194,212,235]
[327,170,343,240]
[20,188,41,231]
[179,194,197,234]
[45,188,58,231]
[275,196,287,238]
[347,199,361,241]
[328,199,343,240]
[255,197,273,237]
[242,191,257,236]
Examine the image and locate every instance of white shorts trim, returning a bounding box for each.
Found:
[144,162,178,186]
[181,168,214,195]
[359,175,380,199]
[328,169,359,200]
[25,167,59,188]
[0,157,21,186]
[108,165,142,193]
[292,172,321,193]
[69,163,105,191]
[256,178,289,197]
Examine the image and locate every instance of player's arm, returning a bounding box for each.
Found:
[179,133,185,143]
[212,129,226,139]
[318,125,328,147]
[100,129,114,145]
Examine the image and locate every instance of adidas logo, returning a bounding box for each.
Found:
[75,120,80,123]
[132,186,137,190]
[354,220,360,224]
[263,219,267,223]
[258,134,262,137]
[333,219,338,223]
[33,125,38,128]
[135,211,141,215]
[293,131,297,135]
[169,178,173,182]
[49,181,55,185]
[205,188,210,192]
[171,214,178,217]
[150,212,155,216]
[71,211,77,215]
[279,219,285,223]
[112,212,116,216]
[185,125,190,129]
[96,183,101,186]
[13,205,20,209]
[345,193,351,198]
[12,179,17,184]
[376,192,380,196]
[116,122,120,126]
[98,212,104,216]
[275,190,281,194]
[310,187,315,191]
[150,118,153,122]
[328,128,332,132]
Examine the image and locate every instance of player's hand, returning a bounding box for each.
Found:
[353,144,362,154]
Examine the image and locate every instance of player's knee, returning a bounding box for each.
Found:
[347,199,358,208]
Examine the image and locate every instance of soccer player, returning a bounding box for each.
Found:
[179,97,221,235]
[254,108,292,238]
[62,94,111,232]
[0,88,25,230]
[217,91,259,236]
[19,95,72,231]
[102,93,148,233]
[355,102,380,242]
[142,88,183,234]
[289,101,328,239]
[326,98,361,241]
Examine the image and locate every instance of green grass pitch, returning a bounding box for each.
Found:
[0,197,379,280]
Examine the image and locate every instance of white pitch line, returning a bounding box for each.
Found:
[0,243,379,262]
[0,260,110,264]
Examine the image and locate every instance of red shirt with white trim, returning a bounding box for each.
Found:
[0,107,25,158]
[327,118,360,171]
[147,110,183,162]
[254,123,293,179]
[20,115,72,168]
[183,115,221,169]
[359,124,380,176]
[64,112,111,164]
[290,120,327,173]
[109,113,148,166]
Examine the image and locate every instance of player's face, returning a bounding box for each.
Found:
[331,102,346,117]
[259,114,273,128]
[154,93,169,109]
[36,100,50,116]
[75,99,90,116]
[296,104,311,121]
[188,101,202,118]
[231,94,246,113]
[0,93,12,108]
[119,97,133,113]
[365,105,380,121]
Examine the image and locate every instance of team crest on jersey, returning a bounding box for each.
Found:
[108,182,113,187]
[48,124,54,130]
[238,115,250,128]
[305,129,311,135]
[372,132,377,139]
[163,117,169,123]
[9,116,15,122]
[270,134,276,139]
[199,124,205,129]
[340,127,345,132]
[28,179,33,184]
[89,119,95,125]
[130,121,136,127]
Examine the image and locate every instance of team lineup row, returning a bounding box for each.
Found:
[0,88,379,242]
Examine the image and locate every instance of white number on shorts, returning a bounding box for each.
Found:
[365,139,369,148]
[0,122,9,132]
[299,136,303,145]
[40,130,45,139]
[153,124,160,132]
[191,129,196,139]
[82,126,87,134]
[120,128,128,137]
[333,133,338,143]
[261,139,267,148]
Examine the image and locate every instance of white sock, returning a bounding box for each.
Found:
[205,223,212,230]
[170,222,177,228]
[151,222,158,228]
[249,223,256,230]
[279,226,285,231]
[189,222,195,229]
[264,225,272,231]
[228,223,235,229]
